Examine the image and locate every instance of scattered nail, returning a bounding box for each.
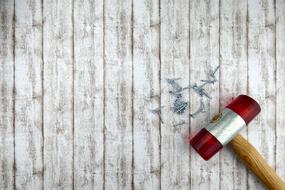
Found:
[201,79,216,84]
[166,78,183,93]
[150,106,164,123]
[173,99,188,114]
[211,65,220,77]
[191,83,212,99]
[199,65,220,85]
[173,120,186,127]
[149,66,219,125]
[190,99,206,118]
[169,91,183,98]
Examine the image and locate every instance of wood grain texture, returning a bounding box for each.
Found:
[0,0,14,189]
[219,0,248,189]
[160,0,190,189]
[133,0,160,189]
[190,0,220,189]
[73,0,104,189]
[104,0,133,189]
[0,0,284,189]
[276,0,285,181]
[43,0,74,189]
[230,134,285,190]
[14,0,43,189]
[247,0,276,189]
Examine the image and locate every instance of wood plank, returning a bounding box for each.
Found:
[73,0,104,189]
[189,0,220,189]
[133,0,160,189]
[160,0,190,189]
[276,0,285,181]
[43,0,74,189]
[247,0,276,189]
[219,0,248,189]
[104,0,133,189]
[14,0,43,189]
[0,0,15,189]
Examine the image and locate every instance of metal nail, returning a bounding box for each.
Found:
[166,78,183,93]
[150,106,164,123]
[169,91,183,98]
[191,83,211,99]
[173,120,186,127]
[173,99,188,114]
[190,99,206,118]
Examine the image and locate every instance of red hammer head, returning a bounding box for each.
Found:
[190,95,261,160]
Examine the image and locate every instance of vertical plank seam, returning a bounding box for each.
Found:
[246,0,249,189]
[274,0,277,172]
[189,2,192,189]
[131,0,134,189]
[102,0,106,188]
[41,0,45,188]
[188,0,191,189]
[189,1,193,189]
[12,0,16,189]
[72,0,75,188]
[158,0,162,189]
[218,0,222,189]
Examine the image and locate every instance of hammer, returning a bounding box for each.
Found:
[190,95,285,190]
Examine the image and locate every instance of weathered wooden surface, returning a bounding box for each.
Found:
[0,0,285,189]
[160,0,190,189]
[73,0,104,189]
[14,0,43,189]
[43,0,74,189]
[248,0,276,189]
[0,1,14,189]
[220,0,248,189]
[276,0,285,181]
[104,0,133,189]
[133,0,160,189]
[190,0,220,189]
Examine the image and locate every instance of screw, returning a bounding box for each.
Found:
[173,99,188,114]
[211,65,220,76]
[201,79,216,84]
[150,106,164,124]
[200,65,220,85]
[191,83,211,99]
[166,78,183,93]
[190,99,206,118]
[169,91,183,98]
[173,120,186,127]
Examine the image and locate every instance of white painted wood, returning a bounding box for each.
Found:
[220,0,248,189]
[276,0,285,181]
[189,0,220,189]
[160,0,190,189]
[133,0,160,189]
[247,0,276,189]
[104,0,133,189]
[14,0,43,189]
[0,0,14,189]
[73,0,104,189]
[1,0,285,189]
[43,0,74,189]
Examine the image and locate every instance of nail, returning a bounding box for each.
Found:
[173,99,188,114]
[167,78,183,92]
[190,99,206,118]
[191,83,211,99]
[150,106,164,123]
[173,120,186,127]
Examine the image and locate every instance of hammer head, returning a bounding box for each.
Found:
[190,95,261,160]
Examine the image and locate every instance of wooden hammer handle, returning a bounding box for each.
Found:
[229,134,285,190]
